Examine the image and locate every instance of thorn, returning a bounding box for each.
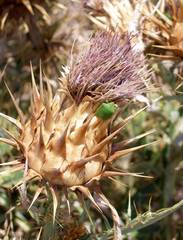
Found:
[133,201,140,217]
[0,112,22,130]
[69,154,101,171]
[66,199,71,216]
[112,106,147,132]
[0,11,9,30]
[102,170,153,179]
[97,190,123,240]
[0,137,17,147]
[39,123,45,148]
[79,192,95,228]
[44,105,53,132]
[30,62,40,102]
[64,188,71,215]
[148,196,153,213]
[0,160,20,166]
[0,63,8,83]
[11,180,23,190]
[71,185,103,214]
[127,190,132,221]
[12,169,40,190]
[22,0,34,15]
[30,111,37,131]
[39,60,44,100]
[11,173,32,190]
[107,141,158,163]
[4,82,25,124]
[0,164,23,175]
[50,187,58,225]
[112,129,156,152]
[93,106,147,154]
[1,128,24,150]
[108,176,127,188]
[44,73,53,102]
[36,227,43,240]
[28,186,44,211]
[52,123,69,152]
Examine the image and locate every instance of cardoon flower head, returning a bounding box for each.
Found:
[0,31,150,239]
[69,31,148,103]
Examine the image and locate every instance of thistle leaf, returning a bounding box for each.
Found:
[100,200,183,238]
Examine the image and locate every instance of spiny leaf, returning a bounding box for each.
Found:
[102,199,183,238]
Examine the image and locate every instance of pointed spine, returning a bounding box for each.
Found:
[0,164,24,175]
[92,106,147,154]
[50,187,58,224]
[30,62,40,103]
[112,129,156,152]
[0,112,22,130]
[4,82,25,124]
[102,171,153,179]
[0,160,21,166]
[39,123,45,149]
[28,186,44,211]
[39,61,44,101]
[71,185,103,214]
[107,141,158,163]
[97,191,123,240]
[0,137,17,147]
[1,128,24,150]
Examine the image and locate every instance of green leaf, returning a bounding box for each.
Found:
[97,200,183,239]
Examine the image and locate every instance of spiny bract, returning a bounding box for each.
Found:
[0,31,151,240]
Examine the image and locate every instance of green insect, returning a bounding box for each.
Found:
[95,102,118,120]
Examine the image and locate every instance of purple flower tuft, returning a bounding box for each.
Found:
[68,31,150,103]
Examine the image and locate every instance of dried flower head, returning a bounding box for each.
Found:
[68,31,149,103]
[0,31,152,239]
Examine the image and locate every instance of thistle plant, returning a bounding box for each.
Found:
[83,0,183,60]
[149,0,183,59]
[0,0,55,49]
[0,0,66,76]
[0,31,151,239]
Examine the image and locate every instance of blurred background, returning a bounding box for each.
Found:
[0,0,183,239]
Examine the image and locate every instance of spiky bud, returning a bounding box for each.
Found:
[0,31,151,239]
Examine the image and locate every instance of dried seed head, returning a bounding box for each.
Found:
[68,31,149,103]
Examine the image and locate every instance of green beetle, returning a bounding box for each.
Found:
[95,102,118,120]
